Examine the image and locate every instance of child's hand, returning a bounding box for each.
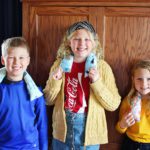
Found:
[52,67,63,80]
[88,68,100,83]
[119,111,135,129]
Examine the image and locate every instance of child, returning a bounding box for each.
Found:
[116,60,150,150]
[44,21,121,150]
[0,37,48,150]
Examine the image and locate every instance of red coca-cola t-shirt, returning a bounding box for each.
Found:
[64,61,90,113]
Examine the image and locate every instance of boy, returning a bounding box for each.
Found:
[0,37,48,150]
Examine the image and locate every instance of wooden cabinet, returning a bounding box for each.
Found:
[22,0,150,149]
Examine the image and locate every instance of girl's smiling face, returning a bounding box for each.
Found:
[69,29,95,63]
[133,68,150,96]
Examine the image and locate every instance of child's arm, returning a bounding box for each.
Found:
[43,60,63,105]
[90,60,121,111]
[116,98,135,133]
[35,94,48,150]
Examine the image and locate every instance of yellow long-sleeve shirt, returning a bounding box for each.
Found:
[116,96,150,143]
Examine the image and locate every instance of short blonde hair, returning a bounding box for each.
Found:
[1,37,30,56]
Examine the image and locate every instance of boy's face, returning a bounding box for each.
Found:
[69,29,95,62]
[1,47,30,81]
[133,68,150,96]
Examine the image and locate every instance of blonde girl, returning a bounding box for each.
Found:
[44,21,121,150]
[116,60,150,150]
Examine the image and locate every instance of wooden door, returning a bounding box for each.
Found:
[101,7,150,150]
[23,2,150,149]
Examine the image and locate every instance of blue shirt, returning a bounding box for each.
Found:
[0,79,48,150]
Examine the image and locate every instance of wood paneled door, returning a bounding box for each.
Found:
[99,6,150,149]
[23,1,150,149]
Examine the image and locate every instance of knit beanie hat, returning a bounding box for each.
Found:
[67,21,96,36]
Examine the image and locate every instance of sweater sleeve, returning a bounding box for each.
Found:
[116,121,127,134]
[35,93,48,150]
[116,97,129,134]
[90,60,121,111]
[43,59,63,105]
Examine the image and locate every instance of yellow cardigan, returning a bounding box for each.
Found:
[116,96,150,143]
[44,59,121,146]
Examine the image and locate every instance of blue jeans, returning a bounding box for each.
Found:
[51,110,100,150]
[122,135,150,150]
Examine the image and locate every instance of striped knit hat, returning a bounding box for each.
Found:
[67,21,96,36]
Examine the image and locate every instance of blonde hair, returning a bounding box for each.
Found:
[1,37,30,56]
[56,29,103,62]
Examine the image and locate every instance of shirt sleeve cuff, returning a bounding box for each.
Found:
[116,122,127,134]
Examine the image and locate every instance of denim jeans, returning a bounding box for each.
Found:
[122,135,150,150]
[51,110,100,150]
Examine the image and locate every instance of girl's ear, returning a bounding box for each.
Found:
[1,56,5,65]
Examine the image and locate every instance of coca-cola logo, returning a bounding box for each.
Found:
[66,77,78,110]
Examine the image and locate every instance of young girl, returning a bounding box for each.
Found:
[44,21,121,150]
[116,60,150,150]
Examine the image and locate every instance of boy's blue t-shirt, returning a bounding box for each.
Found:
[0,79,48,150]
